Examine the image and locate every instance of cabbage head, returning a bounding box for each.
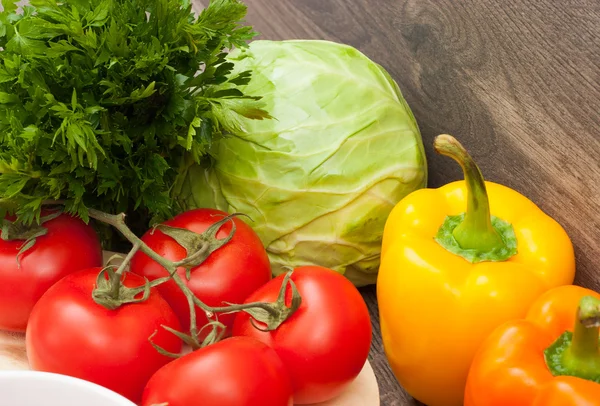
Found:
[174,40,427,286]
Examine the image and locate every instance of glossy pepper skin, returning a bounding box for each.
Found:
[377,135,576,406]
[465,285,600,406]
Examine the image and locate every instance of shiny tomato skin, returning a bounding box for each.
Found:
[0,212,102,332]
[232,266,372,405]
[141,336,294,406]
[129,208,271,335]
[26,267,183,404]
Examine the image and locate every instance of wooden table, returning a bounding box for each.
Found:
[192,1,600,404]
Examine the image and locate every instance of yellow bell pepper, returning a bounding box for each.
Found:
[377,134,576,406]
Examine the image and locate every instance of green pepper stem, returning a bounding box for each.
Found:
[562,296,600,376]
[433,134,505,252]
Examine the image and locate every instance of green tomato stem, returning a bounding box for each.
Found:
[82,207,300,351]
[561,296,600,377]
[433,134,505,252]
[109,242,140,299]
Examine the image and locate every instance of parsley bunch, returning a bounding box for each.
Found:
[0,0,268,245]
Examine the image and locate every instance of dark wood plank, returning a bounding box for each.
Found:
[193,0,600,404]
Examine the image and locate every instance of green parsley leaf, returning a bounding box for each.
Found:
[0,0,268,247]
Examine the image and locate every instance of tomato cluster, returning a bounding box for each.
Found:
[2,208,372,406]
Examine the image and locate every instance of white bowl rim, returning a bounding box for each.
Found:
[0,370,137,406]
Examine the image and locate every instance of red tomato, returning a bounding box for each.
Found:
[142,336,294,406]
[0,212,102,331]
[129,208,271,336]
[232,266,372,405]
[26,267,182,404]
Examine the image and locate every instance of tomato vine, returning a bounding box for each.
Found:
[45,203,301,353]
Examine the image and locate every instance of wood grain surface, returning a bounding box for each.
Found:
[192,1,600,404]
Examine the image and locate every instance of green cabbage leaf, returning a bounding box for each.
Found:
[174,40,428,286]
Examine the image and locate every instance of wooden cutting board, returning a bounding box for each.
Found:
[0,330,379,405]
[0,250,380,405]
